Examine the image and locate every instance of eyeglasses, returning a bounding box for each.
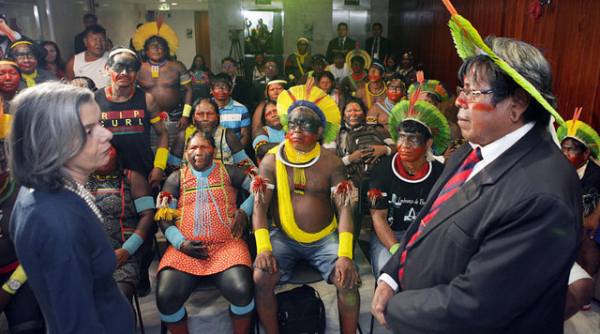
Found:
[13,52,36,61]
[397,132,424,147]
[457,87,494,102]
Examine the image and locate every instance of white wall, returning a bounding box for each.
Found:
[163,10,196,67]
[208,0,244,71]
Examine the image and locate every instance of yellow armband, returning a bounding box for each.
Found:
[288,74,295,80]
[182,104,192,118]
[2,265,27,295]
[150,116,161,124]
[255,228,272,254]
[389,243,400,255]
[154,147,169,170]
[337,232,353,259]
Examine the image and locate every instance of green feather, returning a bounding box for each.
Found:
[448,14,565,127]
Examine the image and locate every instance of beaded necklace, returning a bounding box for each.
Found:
[106,86,135,102]
[63,178,104,223]
[149,59,167,78]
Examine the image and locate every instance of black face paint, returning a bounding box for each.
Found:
[110,58,138,74]
[288,108,321,134]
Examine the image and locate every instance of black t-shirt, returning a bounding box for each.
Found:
[581,160,600,217]
[369,154,444,231]
[95,88,154,178]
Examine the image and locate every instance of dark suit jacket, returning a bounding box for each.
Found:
[381,125,582,334]
[326,37,357,64]
[365,36,392,62]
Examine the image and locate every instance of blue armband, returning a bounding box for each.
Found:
[240,194,254,216]
[252,135,270,149]
[134,196,155,213]
[232,150,249,164]
[164,225,186,251]
[159,306,186,323]
[241,176,251,191]
[230,298,255,315]
[122,233,144,255]
[167,153,182,167]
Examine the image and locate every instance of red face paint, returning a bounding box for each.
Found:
[398,145,427,164]
[186,137,215,171]
[213,91,230,100]
[568,155,586,168]
[387,91,403,101]
[0,65,20,92]
[368,74,382,82]
[469,102,496,112]
[289,133,319,147]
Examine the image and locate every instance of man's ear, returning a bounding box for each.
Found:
[584,148,592,162]
[426,137,434,150]
[510,88,531,123]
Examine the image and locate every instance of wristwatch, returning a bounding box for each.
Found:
[6,279,21,292]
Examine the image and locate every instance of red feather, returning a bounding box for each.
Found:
[158,111,168,122]
[367,189,383,208]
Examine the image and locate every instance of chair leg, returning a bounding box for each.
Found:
[133,292,145,334]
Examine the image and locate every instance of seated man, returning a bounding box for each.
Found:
[297,55,326,85]
[252,84,360,334]
[168,98,250,169]
[326,52,350,87]
[156,131,255,334]
[366,74,406,131]
[557,113,599,318]
[252,101,285,162]
[327,97,396,185]
[317,71,345,110]
[368,98,449,277]
[355,61,387,110]
[211,73,251,149]
[339,52,370,98]
[285,38,312,85]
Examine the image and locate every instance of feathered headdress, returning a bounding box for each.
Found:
[556,107,600,158]
[132,14,179,56]
[442,0,564,127]
[389,72,450,155]
[276,78,341,143]
[407,78,452,102]
[345,43,371,70]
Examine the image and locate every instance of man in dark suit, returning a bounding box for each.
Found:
[365,23,392,63]
[371,36,582,333]
[326,22,357,64]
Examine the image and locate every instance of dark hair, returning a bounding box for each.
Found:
[386,73,406,89]
[221,57,236,66]
[143,36,172,61]
[192,97,220,117]
[372,22,383,30]
[312,56,326,67]
[337,22,348,30]
[458,36,555,126]
[211,73,233,89]
[83,24,106,39]
[317,71,335,84]
[261,101,277,124]
[342,97,366,115]
[40,41,66,71]
[83,13,97,22]
[189,54,208,72]
[8,40,45,64]
[398,120,432,143]
[106,46,141,72]
[350,56,365,66]
[187,130,216,149]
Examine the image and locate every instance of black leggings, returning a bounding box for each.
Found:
[156,265,253,317]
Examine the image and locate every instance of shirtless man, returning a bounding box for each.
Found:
[339,55,368,98]
[355,62,387,111]
[252,85,359,334]
[133,23,193,131]
[367,74,406,131]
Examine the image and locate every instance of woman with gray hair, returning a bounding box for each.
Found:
[7,82,135,333]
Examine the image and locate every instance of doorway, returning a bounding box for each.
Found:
[195,11,211,70]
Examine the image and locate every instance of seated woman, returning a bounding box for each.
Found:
[251,78,287,134]
[8,40,57,89]
[327,97,396,185]
[252,101,285,161]
[41,41,66,80]
[156,130,255,334]
[86,146,155,303]
[168,98,251,170]
[0,61,20,112]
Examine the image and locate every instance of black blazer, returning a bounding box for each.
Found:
[365,36,392,62]
[381,125,582,334]
[326,37,357,64]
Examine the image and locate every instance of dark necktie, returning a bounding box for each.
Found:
[339,38,344,48]
[373,38,379,56]
[398,147,483,286]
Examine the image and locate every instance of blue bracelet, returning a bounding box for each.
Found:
[240,195,254,216]
[159,306,186,323]
[167,154,182,167]
[164,225,186,251]
[122,233,144,255]
[134,196,155,213]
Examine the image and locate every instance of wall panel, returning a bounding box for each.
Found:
[389,0,600,130]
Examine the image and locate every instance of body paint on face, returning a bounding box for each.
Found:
[387,91,402,101]
[368,74,382,82]
[568,155,586,167]
[95,146,118,175]
[193,102,219,132]
[264,105,280,127]
[287,108,321,148]
[469,102,496,112]
[399,145,427,164]
[186,137,215,171]
[212,91,230,100]
[0,65,20,92]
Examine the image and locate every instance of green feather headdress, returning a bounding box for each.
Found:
[389,72,450,155]
[407,79,452,102]
[442,0,565,127]
[556,107,600,158]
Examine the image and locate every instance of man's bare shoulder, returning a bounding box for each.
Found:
[319,146,344,168]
